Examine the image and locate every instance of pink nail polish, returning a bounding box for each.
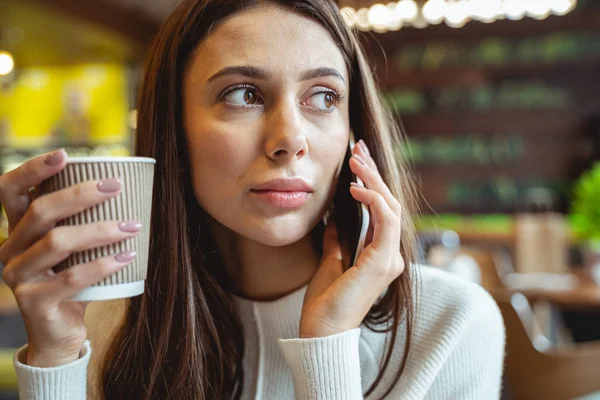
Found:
[118,221,142,233]
[97,178,121,193]
[353,154,367,166]
[44,149,66,166]
[358,140,370,156]
[115,250,136,263]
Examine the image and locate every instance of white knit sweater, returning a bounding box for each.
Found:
[13,265,505,399]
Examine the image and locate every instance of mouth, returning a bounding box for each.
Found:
[250,190,310,208]
[250,178,314,208]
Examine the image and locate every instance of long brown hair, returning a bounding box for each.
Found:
[101,1,419,399]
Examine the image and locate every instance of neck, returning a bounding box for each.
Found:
[211,223,321,301]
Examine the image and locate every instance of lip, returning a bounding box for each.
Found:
[251,178,314,192]
[250,178,313,208]
[251,191,310,208]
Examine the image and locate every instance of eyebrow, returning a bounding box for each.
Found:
[206,66,346,84]
[300,67,346,84]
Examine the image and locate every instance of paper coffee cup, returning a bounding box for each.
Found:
[38,156,155,301]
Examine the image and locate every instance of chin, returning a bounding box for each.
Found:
[239,214,319,247]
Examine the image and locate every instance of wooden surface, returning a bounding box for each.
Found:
[499,270,600,310]
[440,227,578,247]
[457,244,600,310]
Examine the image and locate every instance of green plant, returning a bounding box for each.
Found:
[571,162,600,244]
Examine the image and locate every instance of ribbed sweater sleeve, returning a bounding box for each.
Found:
[13,340,90,400]
[278,328,364,399]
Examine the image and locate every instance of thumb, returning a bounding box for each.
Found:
[322,221,342,261]
[305,222,343,301]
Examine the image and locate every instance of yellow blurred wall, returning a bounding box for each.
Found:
[0,63,129,147]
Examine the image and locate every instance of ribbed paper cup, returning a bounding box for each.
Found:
[38,156,155,301]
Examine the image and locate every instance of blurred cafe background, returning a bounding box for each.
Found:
[1,0,600,399]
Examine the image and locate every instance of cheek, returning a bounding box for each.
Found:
[319,130,348,175]
[311,130,349,210]
[186,124,254,206]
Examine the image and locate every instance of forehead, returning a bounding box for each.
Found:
[189,5,348,80]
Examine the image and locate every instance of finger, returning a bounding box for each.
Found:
[349,155,400,217]
[336,184,404,298]
[6,178,122,256]
[354,139,377,171]
[3,220,140,287]
[14,252,135,311]
[0,149,67,228]
[350,184,399,253]
[305,223,343,301]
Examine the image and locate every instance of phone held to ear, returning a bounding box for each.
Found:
[333,130,370,271]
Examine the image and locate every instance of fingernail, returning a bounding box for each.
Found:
[358,140,370,156]
[118,221,142,233]
[97,178,121,193]
[353,154,367,166]
[350,182,364,189]
[44,149,66,166]
[115,250,136,263]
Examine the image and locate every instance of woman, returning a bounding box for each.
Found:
[0,1,505,399]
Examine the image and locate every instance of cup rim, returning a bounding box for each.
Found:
[66,156,156,164]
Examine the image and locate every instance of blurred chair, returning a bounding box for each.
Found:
[418,230,482,284]
[497,291,600,400]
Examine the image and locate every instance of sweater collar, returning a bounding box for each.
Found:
[232,284,308,340]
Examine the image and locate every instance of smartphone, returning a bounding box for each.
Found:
[333,131,370,270]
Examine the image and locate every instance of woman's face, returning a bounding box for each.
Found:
[183,5,350,247]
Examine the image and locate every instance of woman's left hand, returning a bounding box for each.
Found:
[299,140,405,338]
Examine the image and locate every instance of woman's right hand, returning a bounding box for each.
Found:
[0,149,140,367]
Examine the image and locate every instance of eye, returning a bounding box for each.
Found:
[222,87,263,106]
[305,91,339,112]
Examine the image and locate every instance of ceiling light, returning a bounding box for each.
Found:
[469,0,502,22]
[411,11,430,28]
[368,3,392,30]
[502,0,526,20]
[445,0,469,27]
[387,3,404,30]
[340,0,578,32]
[395,0,419,23]
[524,0,551,19]
[549,0,577,15]
[422,0,447,25]
[0,51,14,76]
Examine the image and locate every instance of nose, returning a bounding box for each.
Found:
[264,98,308,163]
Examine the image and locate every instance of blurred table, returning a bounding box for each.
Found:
[500,270,600,311]
[497,269,600,345]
